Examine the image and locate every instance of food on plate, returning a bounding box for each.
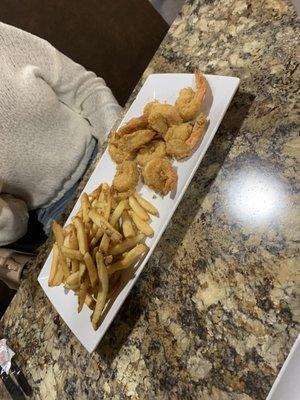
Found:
[165,114,207,159]
[112,160,139,197]
[134,193,159,216]
[121,209,136,237]
[146,102,183,136]
[117,115,148,136]
[142,157,178,195]
[48,184,156,330]
[175,69,207,122]
[108,131,136,164]
[122,129,156,152]
[136,140,166,167]
[108,69,208,195]
[128,196,150,221]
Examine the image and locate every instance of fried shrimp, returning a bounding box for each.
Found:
[136,140,166,167]
[108,132,136,164]
[165,114,207,159]
[113,161,139,196]
[175,70,207,122]
[186,113,207,149]
[146,102,183,136]
[142,157,177,195]
[123,129,156,152]
[117,115,148,136]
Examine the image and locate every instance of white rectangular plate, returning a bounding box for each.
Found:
[38,73,240,353]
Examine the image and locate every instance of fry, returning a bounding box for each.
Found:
[48,243,59,286]
[99,233,110,253]
[110,233,145,256]
[109,200,127,227]
[60,245,83,261]
[85,293,96,310]
[73,217,89,254]
[128,210,154,237]
[79,262,86,283]
[122,210,135,237]
[81,193,90,223]
[83,252,98,288]
[71,260,79,273]
[78,279,88,313]
[90,227,104,247]
[52,221,64,246]
[105,255,113,265]
[58,249,70,278]
[134,194,159,216]
[65,271,80,287]
[89,186,101,200]
[51,264,64,286]
[107,244,148,275]
[69,232,79,250]
[92,253,109,330]
[89,209,122,243]
[76,209,83,219]
[129,196,150,221]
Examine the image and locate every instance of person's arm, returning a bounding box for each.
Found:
[2,22,122,141]
[0,195,29,246]
[52,51,122,142]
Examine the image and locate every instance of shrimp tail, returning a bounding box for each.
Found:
[185,114,207,149]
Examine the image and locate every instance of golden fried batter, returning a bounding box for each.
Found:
[142,157,177,195]
[146,102,182,136]
[165,114,207,159]
[175,70,207,122]
[136,140,166,167]
[113,161,139,195]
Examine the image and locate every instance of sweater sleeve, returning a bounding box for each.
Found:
[0,195,29,246]
[51,51,122,142]
[1,23,122,142]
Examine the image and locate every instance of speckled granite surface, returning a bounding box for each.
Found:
[1,1,299,399]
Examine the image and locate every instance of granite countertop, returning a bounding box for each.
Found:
[1,1,299,399]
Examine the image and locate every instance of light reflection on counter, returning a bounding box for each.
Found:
[226,169,287,225]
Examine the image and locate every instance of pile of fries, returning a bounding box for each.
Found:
[48,183,158,330]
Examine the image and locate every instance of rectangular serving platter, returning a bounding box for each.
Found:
[38,73,240,352]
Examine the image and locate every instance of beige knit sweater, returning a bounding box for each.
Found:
[0,23,121,246]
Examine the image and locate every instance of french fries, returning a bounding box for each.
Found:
[60,246,83,261]
[81,193,90,223]
[48,183,158,331]
[48,243,59,286]
[89,209,122,243]
[107,244,148,275]
[110,233,145,256]
[83,252,98,288]
[128,210,154,237]
[134,194,159,216]
[92,253,108,330]
[73,217,89,254]
[129,196,149,221]
[122,210,135,238]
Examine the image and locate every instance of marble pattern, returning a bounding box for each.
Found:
[0,0,299,399]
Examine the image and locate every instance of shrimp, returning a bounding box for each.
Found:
[165,114,207,159]
[123,129,156,152]
[117,115,148,136]
[136,140,166,167]
[142,157,178,195]
[113,161,139,195]
[108,132,136,163]
[186,113,207,149]
[146,102,183,136]
[175,70,207,122]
